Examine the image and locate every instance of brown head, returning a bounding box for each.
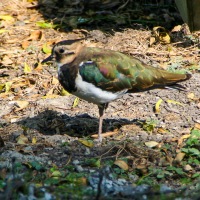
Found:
[41,39,85,65]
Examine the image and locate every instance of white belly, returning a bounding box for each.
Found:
[73,74,127,105]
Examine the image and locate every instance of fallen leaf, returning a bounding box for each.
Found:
[145,141,159,148]
[0,15,15,22]
[14,100,29,111]
[61,88,70,96]
[187,92,195,100]
[52,77,59,85]
[5,81,12,93]
[17,134,29,144]
[27,30,42,41]
[91,130,118,139]
[72,97,79,108]
[178,134,191,147]
[136,163,148,175]
[24,62,32,73]
[2,55,13,65]
[152,26,171,44]
[21,41,30,49]
[78,139,94,148]
[157,127,168,134]
[184,164,192,172]
[36,21,57,29]
[6,39,19,44]
[0,29,9,34]
[51,170,62,177]
[171,25,182,32]
[155,98,163,113]
[42,43,52,54]
[167,99,183,106]
[194,123,200,130]
[114,160,129,171]
[32,137,37,144]
[149,36,156,46]
[42,94,60,99]
[166,155,173,165]
[46,88,54,95]
[34,62,43,71]
[174,152,185,163]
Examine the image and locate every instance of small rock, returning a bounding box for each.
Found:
[84,147,91,155]
[160,185,174,193]
[128,174,139,182]
[184,164,192,172]
[72,159,80,165]
[75,165,84,172]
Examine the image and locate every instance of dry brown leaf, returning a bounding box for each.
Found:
[27,30,42,41]
[17,134,29,144]
[42,82,49,88]
[178,134,191,147]
[21,41,30,49]
[166,155,173,165]
[46,88,54,95]
[171,25,182,32]
[52,77,59,85]
[145,141,159,148]
[0,93,10,98]
[6,39,19,43]
[2,55,13,65]
[174,152,185,163]
[29,14,39,22]
[34,62,43,71]
[187,92,195,100]
[14,100,29,111]
[194,123,200,130]
[114,160,129,171]
[157,127,168,134]
[136,164,148,175]
[91,130,118,138]
[184,164,193,172]
[12,77,32,89]
[42,94,60,99]
[149,36,156,46]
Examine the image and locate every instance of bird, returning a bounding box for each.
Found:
[42,39,191,143]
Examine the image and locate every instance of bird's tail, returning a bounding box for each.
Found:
[130,65,192,92]
[156,72,191,91]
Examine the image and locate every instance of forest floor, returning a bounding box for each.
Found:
[0,0,200,199]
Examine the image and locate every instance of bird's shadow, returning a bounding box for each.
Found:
[17,109,138,137]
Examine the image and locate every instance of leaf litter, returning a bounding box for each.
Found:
[0,0,200,199]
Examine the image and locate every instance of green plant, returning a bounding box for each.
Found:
[142,119,158,133]
[181,129,200,158]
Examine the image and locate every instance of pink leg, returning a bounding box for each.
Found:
[98,104,108,143]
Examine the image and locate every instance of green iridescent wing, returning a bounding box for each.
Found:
[79,48,190,92]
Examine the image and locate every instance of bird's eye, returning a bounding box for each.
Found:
[59,48,65,54]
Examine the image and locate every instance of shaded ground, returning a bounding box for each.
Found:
[0,0,200,199]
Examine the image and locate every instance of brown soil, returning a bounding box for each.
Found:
[0,0,200,199]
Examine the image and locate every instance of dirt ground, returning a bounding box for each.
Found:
[0,0,200,199]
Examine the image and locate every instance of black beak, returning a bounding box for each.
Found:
[41,55,54,64]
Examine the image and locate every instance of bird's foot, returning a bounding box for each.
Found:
[98,134,102,145]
